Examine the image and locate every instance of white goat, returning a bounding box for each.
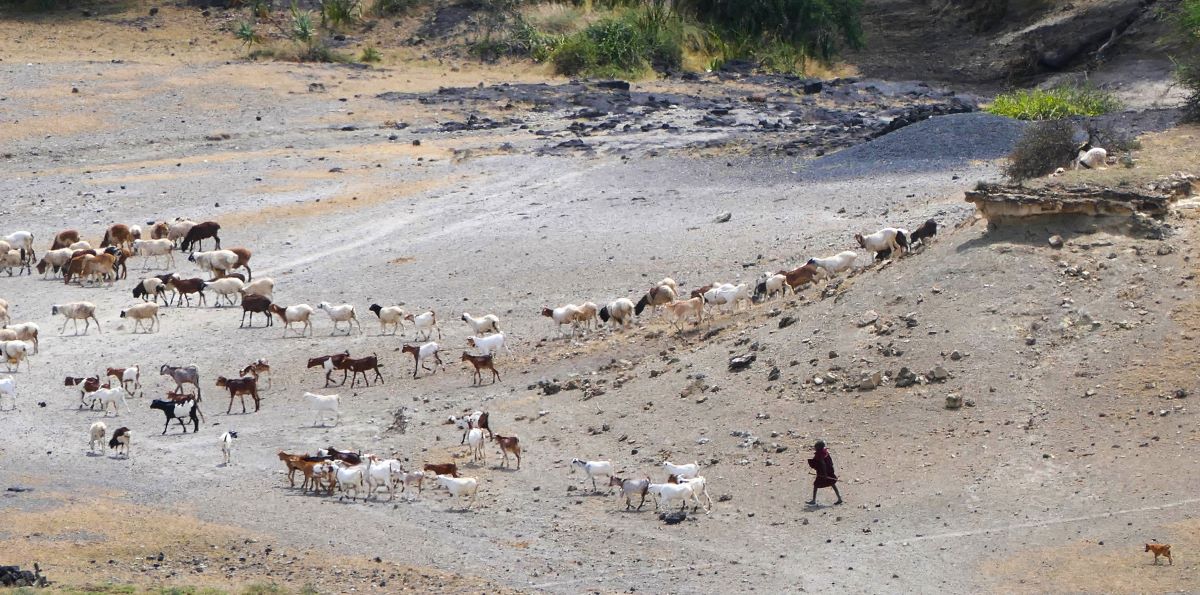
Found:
[855,228,906,258]
[206,278,244,307]
[706,283,751,312]
[0,375,14,411]
[365,457,404,501]
[132,239,175,270]
[242,277,275,300]
[317,302,362,335]
[304,392,340,426]
[542,304,583,337]
[466,332,511,358]
[89,421,107,453]
[648,482,703,513]
[368,304,406,335]
[461,312,500,335]
[570,458,614,491]
[662,460,700,480]
[433,474,478,510]
[679,475,714,512]
[119,303,160,333]
[468,428,486,463]
[0,248,31,276]
[90,387,129,416]
[327,460,368,501]
[219,431,238,465]
[52,302,101,335]
[1076,144,1109,170]
[2,231,34,259]
[37,248,74,278]
[806,251,858,279]
[754,273,791,302]
[405,311,442,341]
[271,304,314,338]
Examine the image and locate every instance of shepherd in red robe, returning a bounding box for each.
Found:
[807,440,843,505]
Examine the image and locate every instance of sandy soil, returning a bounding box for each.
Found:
[1,7,1199,594]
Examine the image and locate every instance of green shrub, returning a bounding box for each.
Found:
[299,43,351,62]
[360,46,382,62]
[319,0,360,29]
[289,2,316,45]
[235,21,262,48]
[677,0,864,61]
[549,6,688,77]
[987,85,1122,120]
[511,19,564,62]
[1004,119,1078,182]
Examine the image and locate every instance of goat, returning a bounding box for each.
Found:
[467,428,486,463]
[80,252,119,286]
[423,462,458,477]
[89,421,107,453]
[778,263,820,292]
[665,297,705,332]
[100,224,133,250]
[609,476,651,510]
[404,311,442,341]
[402,342,445,378]
[343,354,384,388]
[461,312,500,335]
[494,434,521,469]
[51,302,101,335]
[150,221,170,241]
[0,341,31,373]
[160,364,202,401]
[219,431,238,465]
[635,284,677,316]
[0,374,13,411]
[89,387,129,416]
[703,283,751,312]
[753,273,792,302]
[324,461,368,501]
[598,298,636,329]
[3,231,35,262]
[50,229,79,251]
[1146,543,1173,565]
[269,303,314,337]
[119,302,160,333]
[106,366,141,395]
[570,459,614,491]
[239,294,273,328]
[364,456,405,501]
[368,304,405,335]
[575,301,599,332]
[216,376,260,414]
[461,352,499,385]
[466,332,511,358]
[132,276,172,307]
[542,304,583,337]
[647,482,703,513]
[151,396,201,434]
[131,238,175,270]
[432,474,478,510]
[67,376,103,409]
[662,460,700,480]
[307,352,350,387]
[1076,142,1109,170]
[35,248,74,278]
[166,277,207,307]
[908,218,938,248]
[806,251,858,279]
[304,392,340,426]
[188,249,239,281]
[448,411,492,443]
[206,278,244,307]
[855,228,908,259]
[676,475,714,512]
[180,221,220,252]
[167,218,197,248]
[227,247,252,280]
[108,427,131,457]
[61,249,97,285]
[242,277,274,300]
[317,302,362,335]
[239,359,271,389]
[399,470,426,496]
[0,299,7,327]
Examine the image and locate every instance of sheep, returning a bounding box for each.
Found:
[50,229,80,251]
[466,332,511,358]
[657,277,679,294]
[662,460,700,480]
[432,474,478,510]
[855,228,908,259]
[908,218,938,248]
[598,298,635,329]
[119,302,160,333]
[89,421,107,453]
[220,431,238,465]
[131,238,175,270]
[570,459,614,492]
[100,224,133,250]
[461,312,500,335]
[226,247,252,281]
[167,218,197,247]
[108,427,131,457]
[51,302,101,335]
[402,342,445,378]
[206,277,244,307]
[35,248,74,278]
[180,221,221,252]
[608,476,651,510]
[494,435,521,469]
[404,311,442,341]
[364,456,405,501]
[3,231,34,262]
[461,352,500,385]
[4,323,39,354]
[806,251,858,279]
[188,249,239,281]
[647,482,703,513]
[0,298,7,326]
[268,303,315,338]
[368,304,406,335]
[165,277,208,307]
[1076,142,1109,169]
[80,252,118,286]
[753,273,792,302]
[0,341,32,373]
[541,304,583,337]
[304,392,340,426]
[664,297,705,332]
[467,428,486,463]
[635,284,677,317]
[132,276,172,306]
[242,277,274,300]
[317,302,363,335]
[240,294,273,328]
[0,248,31,276]
[160,364,202,401]
[0,374,13,411]
[575,301,599,331]
[90,387,129,416]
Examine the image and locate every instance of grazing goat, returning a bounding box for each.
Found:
[423,462,458,477]
[855,228,907,259]
[368,304,405,335]
[432,474,478,510]
[89,421,107,453]
[461,312,500,335]
[570,459,614,491]
[51,302,101,335]
[575,302,599,331]
[467,428,486,463]
[166,277,207,307]
[239,294,273,328]
[206,278,244,307]
[131,238,175,270]
[220,431,238,465]
[90,387,129,416]
[133,276,172,306]
[402,342,445,378]
[239,359,271,389]
[108,427,131,457]
[160,364,202,401]
[807,251,858,279]
[50,229,80,251]
[1076,142,1108,170]
[242,277,274,300]
[647,482,703,513]
[907,218,938,248]
[151,397,201,434]
[216,376,260,414]
[120,302,160,333]
[665,297,705,332]
[662,460,700,480]
[466,332,511,358]
[308,352,350,387]
[0,248,31,277]
[304,392,340,426]
[461,352,499,385]
[598,298,635,329]
[167,219,197,247]
[542,304,583,337]
[106,366,141,395]
[180,221,221,252]
[343,354,384,388]
[753,273,791,302]
[269,303,314,337]
[317,302,362,335]
[0,374,13,411]
[494,435,521,469]
[635,284,677,316]
[405,311,442,341]
[609,476,651,510]
[100,224,133,250]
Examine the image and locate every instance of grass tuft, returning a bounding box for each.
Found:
[987,85,1122,120]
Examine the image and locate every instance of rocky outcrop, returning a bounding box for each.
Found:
[964,175,1195,226]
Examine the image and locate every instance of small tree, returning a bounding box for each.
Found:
[1004,119,1078,183]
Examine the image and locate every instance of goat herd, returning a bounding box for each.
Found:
[0,216,938,513]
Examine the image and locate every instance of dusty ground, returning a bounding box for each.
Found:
[1,5,1199,594]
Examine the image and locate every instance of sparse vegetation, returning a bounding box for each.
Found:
[1004,119,1078,182]
[235,21,262,50]
[370,0,417,16]
[679,0,865,62]
[1177,0,1200,121]
[319,0,361,30]
[360,45,382,62]
[987,84,1122,120]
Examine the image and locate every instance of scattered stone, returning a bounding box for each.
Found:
[728,353,756,372]
[894,367,919,388]
[949,350,962,361]
[767,367,781,382]
[857,310,879,327]
[778,315,796,329]
[945,394,963,409]
[1157,244,1174,256]
[928,366,949,382]
[1048,235,1064,249]
[660,510,687,525]
[714,212,732,223]
[858,371,882,391]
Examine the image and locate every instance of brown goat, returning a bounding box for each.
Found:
[423,462,459,478]
[779,263,820,291]
[240,294,272,328]
[239,359,271,389]
[461,352,500,385]
[494,435,521,469]
[167,277,208,307]
[105,367,141,394]
[50,229,80,250]
[62,249,97,284]
[307,352,350,387]
[342,354,384,388]
[101,224,133,250]
[181,221,221,252]
[216,375,260,414]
